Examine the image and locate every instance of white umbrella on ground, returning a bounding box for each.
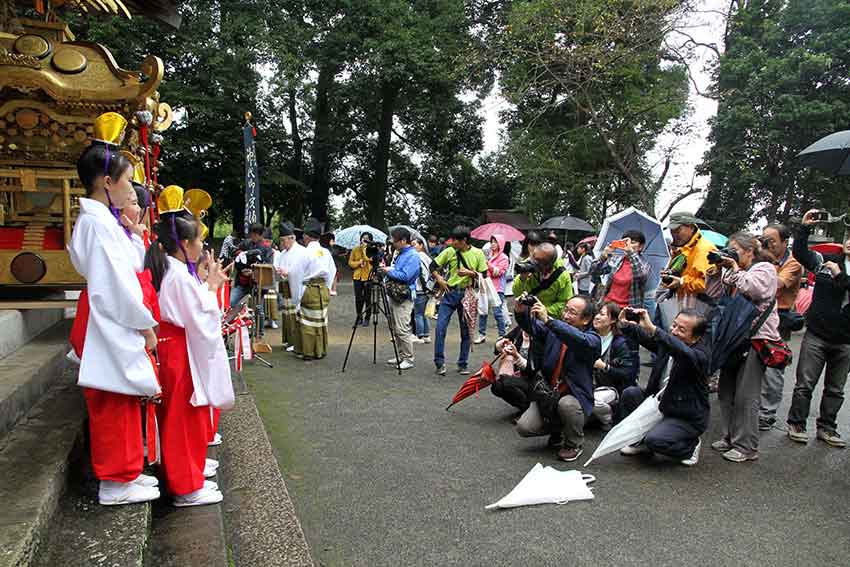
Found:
[583,392,665,467]
[485,463,595,510]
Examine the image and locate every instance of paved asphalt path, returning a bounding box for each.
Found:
[245,281,850,567]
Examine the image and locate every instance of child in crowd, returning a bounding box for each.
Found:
[69,144,161,506]
[145,188,234,507]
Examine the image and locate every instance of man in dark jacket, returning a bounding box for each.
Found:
[514,294,601,462]
[618,307,710,466]
[786,210,850,448]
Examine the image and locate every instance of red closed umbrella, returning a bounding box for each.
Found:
[811,242,843,256]
[471,223,525,242]
[446,359,499,410]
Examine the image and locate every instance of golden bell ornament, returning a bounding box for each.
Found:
[184,188,212,218]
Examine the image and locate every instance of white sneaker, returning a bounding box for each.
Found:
[386,357,400,365]
[681,439,701,467]
[286,345,295,353]
[398,360,415,370]
[204,480,219,491]
[99,480,160,506]
[173,487,223,507]
[208,432,223,447]
[620,442,650,456]
[270,321,279,329]
[423,337,431,344]
[411,337,425,344]
[204,458,219,478]
[329,290,337,296]
[132,473,159,488]
[474,334,486,344]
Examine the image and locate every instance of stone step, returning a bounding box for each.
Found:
[0,371,85,567]
[30,445,152,567]
[0,308,64,361]
[0,320,71,440]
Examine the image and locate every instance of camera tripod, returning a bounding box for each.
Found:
[341,267,402,375]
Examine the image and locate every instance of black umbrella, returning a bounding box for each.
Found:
[539,216,594,232]
[797,130,850,175]
[708,294,760,374]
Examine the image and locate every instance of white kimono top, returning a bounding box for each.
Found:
[302,241,337,289]
[69,198,159,396]
[273,242,308,308]
[158,256,235,410]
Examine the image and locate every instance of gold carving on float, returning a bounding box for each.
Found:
[0,46,40,69]
[51,46,87,73]
[14,35,51,59]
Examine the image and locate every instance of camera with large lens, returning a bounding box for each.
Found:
[365,242,384,264]
[708,247,740,265]
[514,259,539,275]
[518,294,539,307]
[623,307,642,323]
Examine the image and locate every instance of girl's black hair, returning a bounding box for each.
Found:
[144,211,200,291]
[76,145,132,196]
[132,183,150,215]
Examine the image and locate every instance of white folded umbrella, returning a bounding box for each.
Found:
[584,392,664,467]
[485,463,595,510]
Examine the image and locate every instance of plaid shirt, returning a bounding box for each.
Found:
[590,251,651,307]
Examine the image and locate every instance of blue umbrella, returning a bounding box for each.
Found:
[701,230,728,248]
[334,225,388,249]
[593,207,671,292]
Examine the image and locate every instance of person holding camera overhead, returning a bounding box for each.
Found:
[590,230,651,308]
[430,226,489,376]
[786,210,850,448]
[379,227,421,370]
[348,232,374,327]
[514,293,600,462]
[511,242,574,320]
[712,232,779,463]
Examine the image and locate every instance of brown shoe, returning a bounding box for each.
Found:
[557,446,583,462]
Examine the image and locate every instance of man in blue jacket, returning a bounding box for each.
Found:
[618,307,710,466]
[379,227,421,370]
[515,293,601,462]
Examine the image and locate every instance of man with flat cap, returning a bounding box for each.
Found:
[662,212,716,311]
[274,221,307,352]
[293,219,337,360]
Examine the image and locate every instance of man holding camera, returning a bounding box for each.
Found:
[431,226,489,376]
[759,224,802,430]
[662,212,716,306]
[514,294,600,462]
[619,307,711,466]
[590,230,651,308]
[379,227,421,370]
[511,242,574,320]
[231,223,275,331]
[786,210,850,448]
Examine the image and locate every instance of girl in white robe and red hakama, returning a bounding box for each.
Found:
[145,203,234,507]
[68,146,161,506]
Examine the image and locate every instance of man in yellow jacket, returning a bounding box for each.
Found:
[663,212,716,303]
[348,232,374,326]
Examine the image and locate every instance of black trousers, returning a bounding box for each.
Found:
[353,280,371,321]
[621,385,701,459]
[491,375,532,412]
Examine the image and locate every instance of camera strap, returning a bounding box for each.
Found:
[530,267,565,296]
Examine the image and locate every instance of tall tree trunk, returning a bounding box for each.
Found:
[287,86,305,224]
[309,63,338,224]
[367,81,399,230]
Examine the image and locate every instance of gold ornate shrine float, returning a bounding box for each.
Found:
[0,0,176,290]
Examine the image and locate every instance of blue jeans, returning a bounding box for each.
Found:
[434,288,471,369]
[414,293,430,338]
[478,292,506,337]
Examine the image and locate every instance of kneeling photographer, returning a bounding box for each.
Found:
[512,243,574,320]
[378,227,421,371]
[513,292,600,462]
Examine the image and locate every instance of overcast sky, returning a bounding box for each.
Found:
[476,0,727,221]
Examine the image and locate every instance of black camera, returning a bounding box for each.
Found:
[624,308,642,323]
[518,294,539,307]
[708,248,739,265]
[661,275,674,285]
[365,242,385,263]
[514,260,539,275]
